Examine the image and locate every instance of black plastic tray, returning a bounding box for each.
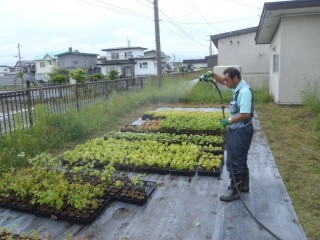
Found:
[60,198,112,224]
[147,167,170,175]
[9,201,35,214]
[116,181,157,205]
[34,206,60,220]
[169,168,197,177]
[197,167,222,177]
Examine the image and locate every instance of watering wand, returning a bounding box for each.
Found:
[198,72,283,240]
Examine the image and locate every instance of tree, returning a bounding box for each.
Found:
[16,71,24,86]
[89,73,106,81]
[48,67,69,85]
[51,74,68,85]
[108,70,119,80]
[70,68,87,83]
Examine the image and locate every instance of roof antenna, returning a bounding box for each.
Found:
[127,31,131,47]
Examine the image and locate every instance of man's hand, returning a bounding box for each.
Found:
[201,71,212,81]
[221,118,230,127]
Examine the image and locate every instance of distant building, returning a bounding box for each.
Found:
[205,54,218,68]
[13,61,36,82]
[255,0,320,104]
[56,47,99,73]
[0,65,15,75]
[98,46,169,78]
[34,51,62,81]
[183,59,208,70]
[211,27,270,88]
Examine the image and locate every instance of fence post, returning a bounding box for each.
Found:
[75,84,80,111]
[26,81,33,126]
[126,79,129,91]
[140,77,143,90]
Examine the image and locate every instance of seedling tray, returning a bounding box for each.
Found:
[116,181,157,205]
[60,198,112,225]
[169,167,197,177]
[9,199,35,214]
[147,167,170,175]
[197,167,222,177]
[34,205,60,220]
[0,197,10,209]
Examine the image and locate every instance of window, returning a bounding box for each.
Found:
[84,61,87,67]
[48,60,52,65]
[72,61,79,65]
[140,62,148,69]
[4,69,8,72]
[111,52,119,60]
[40,62,45,68]
[125,52,133,58]
[273,54,279,73]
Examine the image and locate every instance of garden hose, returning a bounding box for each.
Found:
[203,79,283,240]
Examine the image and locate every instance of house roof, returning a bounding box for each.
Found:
[256,0,320,44]
[14,60,36,68]
[183,59,207,64]
[144,50,169,58]
[210,27,258,48]
[34,51,64,61]
[56,50,98,57]
[101,46,148,52]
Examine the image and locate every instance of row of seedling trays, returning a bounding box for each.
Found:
[0,174,157,225]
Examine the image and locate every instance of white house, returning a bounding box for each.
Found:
[255,0,320,104]
[182,59,208,70]
[35,52,62,81]
[211,27,270,88]
[0,65,12,75]
[99,47,169,78]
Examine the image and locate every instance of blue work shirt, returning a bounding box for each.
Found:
[229,79,253,129]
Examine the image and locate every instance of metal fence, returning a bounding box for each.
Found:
[0,77,144,137]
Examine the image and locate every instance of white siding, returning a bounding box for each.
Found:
[0,66,11,73]
[269,22,282,103]
[134,59,157,76]
[276,15,320,104]
[106,49,145,60]
[35,55,58,81]
[217,32,270,88]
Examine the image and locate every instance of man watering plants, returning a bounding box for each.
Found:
[202,67,254,202]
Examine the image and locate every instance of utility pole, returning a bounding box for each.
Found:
[17,43,23,86]
[153,0,162,88]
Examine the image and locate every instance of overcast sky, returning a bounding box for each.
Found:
[0,0,280,65]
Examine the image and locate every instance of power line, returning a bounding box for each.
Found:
[159,10,205,47]
[76,0,153,20]
[163,16,260,25]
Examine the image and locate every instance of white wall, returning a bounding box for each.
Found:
[269,22,282,103]
[134,59,157,76]
[35,55,58,81]
[105,49,144,60]
[0,66,11,73]
[275,14,320,104]
[218,32,270,88]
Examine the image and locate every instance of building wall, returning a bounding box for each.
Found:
[106,49,144,60]
[218,32,270,88]
[269,22,282,103]
[134,59,157,76]
[0,66,11,74]
[58,55,97,69]
[35,56,58,81]
[275,15,320,104]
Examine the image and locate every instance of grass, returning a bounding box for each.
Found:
[256,103,320,240]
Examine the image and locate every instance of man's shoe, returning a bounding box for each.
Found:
[219,188,240,202]
[220,178,242,202]
[241,172,250,193]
